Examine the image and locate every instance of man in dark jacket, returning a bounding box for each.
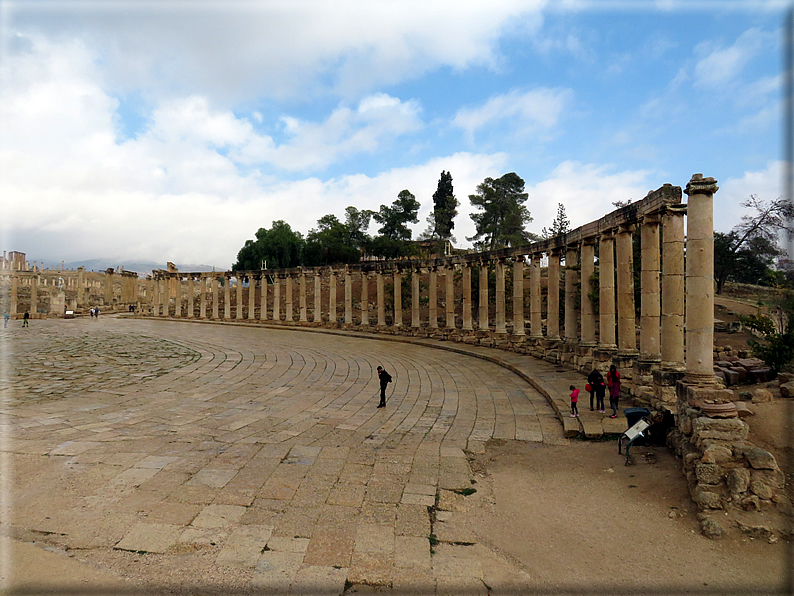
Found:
[376,366,392,408]
[587,369,606,412]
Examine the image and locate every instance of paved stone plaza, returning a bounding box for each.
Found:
[2,316,589,594]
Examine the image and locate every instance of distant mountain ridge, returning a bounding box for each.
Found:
[57,259,225,276]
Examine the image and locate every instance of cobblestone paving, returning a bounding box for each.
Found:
[2,317,565,594]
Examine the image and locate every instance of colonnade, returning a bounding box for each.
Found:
[147,176,719,407]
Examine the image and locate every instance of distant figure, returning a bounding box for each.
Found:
[588,369,606,413]
[607,365,621,419]
[89,308,94,318]
[376,366,392,408]
[3,312,8,328]
[95,307,100,317]
[22,311,29,327]
[569,385,579,418]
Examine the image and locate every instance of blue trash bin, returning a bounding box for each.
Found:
[624,407,651,428]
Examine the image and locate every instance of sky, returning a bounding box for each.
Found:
[0,0,787,270]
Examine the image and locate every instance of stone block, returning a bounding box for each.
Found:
[717,368,740,386]
[778,372,794,384]
[700,517,726,539]
[740,446,779,470]
[738,391,753,401]
[726,468,750,495]
[780,381,794,398]
[737,358,765,369]
[692,417,748,443]
[748,368,774,384]
[695,463,724,485]
[694,488,723,510]
[729,367,748,383]
[739,495,761,511]
[701,444,733,464]
[751,468,785,489]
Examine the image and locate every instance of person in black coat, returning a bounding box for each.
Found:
[376,366,392,408]
[587,369,606,412]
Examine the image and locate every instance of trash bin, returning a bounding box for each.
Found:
[624,407,650,428]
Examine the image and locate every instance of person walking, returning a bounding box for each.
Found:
[376,365,392,408]
[586,369,603,411]
[22,311,29,327]
[607,364,621,418]
[569,385,580,418]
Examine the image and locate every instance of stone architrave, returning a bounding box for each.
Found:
[393,270,402,328]
[187,276,195,318]
[512,258,525,336]
[344,271,352,325]
[530,254,542,338]
[547,251,560,339]
[328,271,337,323]
[564,247,578,341]
[199,276,207,319]
[445,266,455,329]
[211,277,219,319]
[299,273,307,322]
[640,214,662,361]
[479,263,489,331]
[248,275,257,320]
[462,264,472,331]
[313,273,321,323]
[580,239,596,345]
[285,275,293,322]
[495,259,506,334]
[428,268,438,328]
[377,272,386,327]
[662,206,686,367]
[411,269,420,328]
[684,174,719,382]
[360,272,369,326]
[598,233,616,348]
[273,276,281,321]
[616,225,636,353]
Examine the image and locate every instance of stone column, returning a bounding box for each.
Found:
[360,272,369,326]
[77,268,85,307]
[598,233,616,349]
[273,276,281,321]
[344,271,352,325]
[684,174,719,382]
[479,263,489,331]
[212,277,220,319]
[393,270,402,328]
[10,274,17,316]
[224,276,232,320]
[285,275,293,322]
[428,268,438,328]
[411,269,420,328]
[530,254,542,338]
[248,275,257,320]
[512,257,525,336]
[640,214,662,361]
[495,259,506,334]
[187,276,195,318]
[580,239,596,345]
[462,264,473,331]
[616,225,636,353]
[445,267,455,329]
[661,206,686,367]
[104,271,113,305]
[259,275,267,320]
[153,277,160,316]
[30,275,38,316]
[547,251,560,339]
[564,247,578,341]
[174,277,182,318]
[299,273,308,322]
[314,273,321,323]
[199,276,207,319]
[329,271,337,323]
[377,272,386,326]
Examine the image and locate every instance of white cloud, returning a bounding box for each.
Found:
[453,87,573,140]
[525,161,653,234]
[10,1,546,103]
[693,27,771,88]
[717,161,783,234]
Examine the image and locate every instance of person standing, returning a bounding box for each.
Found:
[607,364,621,419]
[376,366,392,408]
[3,312,8,328]
[569,385,580,418]
[586,369,602,411]
[22,311,29,327]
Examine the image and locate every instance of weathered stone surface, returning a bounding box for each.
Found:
[737,522,777,543]
[701,444,733,464]
[741,446,778,470]
[692,417,748,443]
[726,468,750,495]
[695,463,724,485]
[751,388,774,403]
[778,372,794,384]
[780,381,794,398]
[694,488,723,510]
[739,495,760,511]
[700,517,726,539]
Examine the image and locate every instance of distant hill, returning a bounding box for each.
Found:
[59,259,225,276]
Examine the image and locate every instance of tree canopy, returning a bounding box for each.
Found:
[714,195,794,293]
[468,172,534,250]
[541,203,570,239]
[233,220,303,271]
[425,170,458,241]
[373,190,420,242]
